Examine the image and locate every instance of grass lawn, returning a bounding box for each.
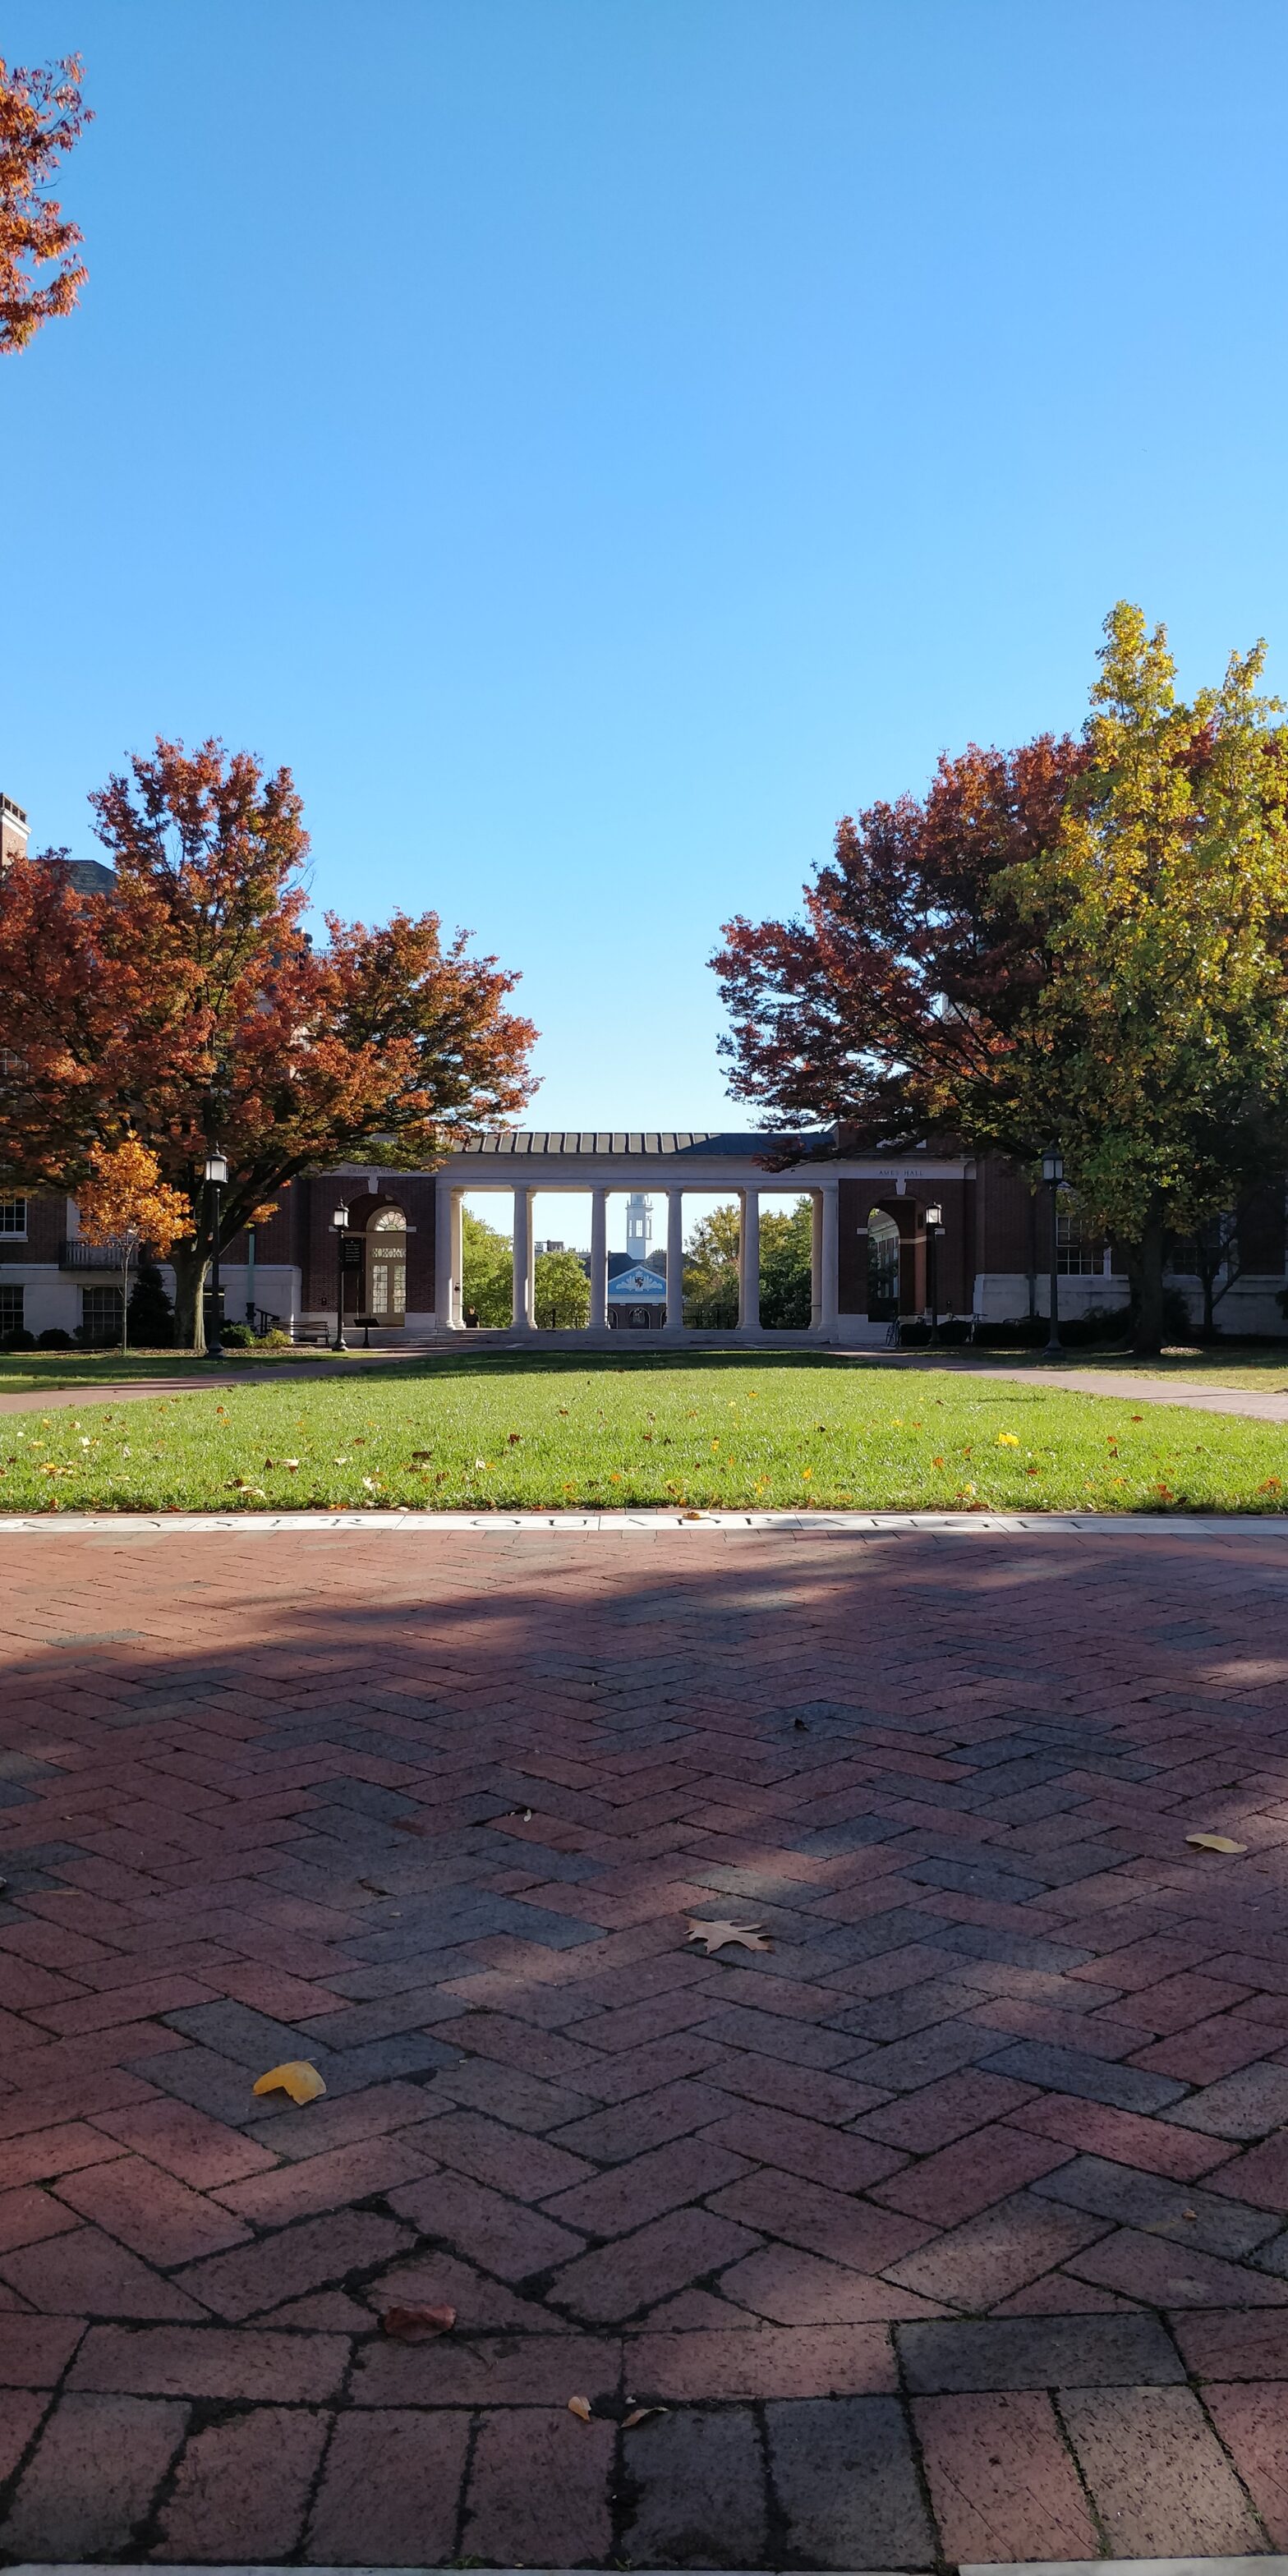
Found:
[1,1349,1286,1514]
[0,1347,356,1397]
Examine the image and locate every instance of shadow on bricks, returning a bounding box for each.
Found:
[2,1519,1288,2560]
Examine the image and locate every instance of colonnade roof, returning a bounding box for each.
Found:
[455,1129,834,1158]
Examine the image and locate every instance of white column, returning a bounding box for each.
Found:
[821,1184,840,1335]
[590,1188,607,1328]
[449,1189,463,1326]
[738,1188,761,1332]
[435,1179,457,1332]
[665,1186,686,1334]
[810,1191,823,1330]
[512,1185,534,1330]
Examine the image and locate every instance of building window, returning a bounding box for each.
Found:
[0,1283,22,1337]
[0,1196,26,1237]
[1056,1202,1098,1276]
[80,1284,123,1342]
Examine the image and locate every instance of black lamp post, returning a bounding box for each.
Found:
[925,1201,943,1346]
[204,1148,228,1360]
[332,1203,350,1351]
[1042,1146,1064,1357]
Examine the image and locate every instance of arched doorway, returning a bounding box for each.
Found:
[866,1208,901,1320]
[366,1207,407,1326]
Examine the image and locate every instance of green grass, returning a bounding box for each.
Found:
[0,1346,356,1396]
[2,1350,1286,1514]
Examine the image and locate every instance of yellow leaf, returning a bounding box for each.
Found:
[251,2059,327,2104]
[1185,1833,1246,1855]
[568,2394,593,2422]
[623,2405,668,2428]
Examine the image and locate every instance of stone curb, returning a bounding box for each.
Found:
[2,1508,1288,1535]
[16,2563,1288,2576]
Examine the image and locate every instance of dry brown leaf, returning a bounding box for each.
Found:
[251,2059,326,2104]
[1186,1833,1247,1855]
[392,1818,431,1837]
[623,2405,668,2428]
[381,2303,456,2341]
[685,1917,773,1956]
[568,2394,593,2422]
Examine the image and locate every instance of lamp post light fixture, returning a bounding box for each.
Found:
[204,1149,228,1359]
[1042,1146,1064,1357]
[332,1203,351,1351]
[925,1201,943,1347]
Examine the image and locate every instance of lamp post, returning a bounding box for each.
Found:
[204,1149,228,1360]
[925,1201,943,1347]
[1042,1146,1064,1357]
[332,1203,350,1351]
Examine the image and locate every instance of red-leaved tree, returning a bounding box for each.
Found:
[0,738,536,1347]
[712,734,1084,1156]
[0,53,90,354]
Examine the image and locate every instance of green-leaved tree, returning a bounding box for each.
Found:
[999,605,1288,1350]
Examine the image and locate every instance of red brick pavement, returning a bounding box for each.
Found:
[2,1520,1288,2562]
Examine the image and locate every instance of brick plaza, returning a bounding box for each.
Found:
[2,1517,1288,2564]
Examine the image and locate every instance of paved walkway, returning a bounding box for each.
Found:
[901,1359,1288,1425]
[2,1523,1288,2564]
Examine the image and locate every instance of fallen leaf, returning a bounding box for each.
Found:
[381,2303,456,2341]
[251,2059,327,2104]
[392,1818,430,1837]
[1185,1833,1247,1855]
[685,1917,773,1955]
[623,2405,668,2428]
[568,2394,594,2422]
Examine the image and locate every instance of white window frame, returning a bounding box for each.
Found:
[0,1196,27,1239]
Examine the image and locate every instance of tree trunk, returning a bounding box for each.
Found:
[1132,1201,1167,1356]
[170,1244,211,1354]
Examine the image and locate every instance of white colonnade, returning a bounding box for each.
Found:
[434,1173,842,1337]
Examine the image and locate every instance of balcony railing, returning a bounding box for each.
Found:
[60,1237,131,1270]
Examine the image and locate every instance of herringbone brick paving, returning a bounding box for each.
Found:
[2,1523,1288,2562]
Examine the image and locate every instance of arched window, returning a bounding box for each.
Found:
[867,1208,901,1319]
[367,1207,407,1320]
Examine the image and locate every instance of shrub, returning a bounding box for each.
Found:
[219,1322,255,1350]
[38,1327,76,1349]
[126,1261,176,1349]
[0,1327,35,1352]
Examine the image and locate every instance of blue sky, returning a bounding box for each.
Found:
[5,0,1288,1129]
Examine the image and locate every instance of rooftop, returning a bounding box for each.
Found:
[458,1128,834,1157]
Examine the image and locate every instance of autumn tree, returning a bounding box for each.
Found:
[1,53,90,353]
[713,734,1082,1161]
[75,1137,192,1355]
[714,605,1288,1355]
[0,738,536,1349]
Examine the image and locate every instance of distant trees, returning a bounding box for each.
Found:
[0,737,536,1350]
[759,1198,813,1327]
[715,603,1288,1354]
[0,53,90,353]
[534,1249,591,1330]
[683,1203,740,1327]
[461,1208,513,1324]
